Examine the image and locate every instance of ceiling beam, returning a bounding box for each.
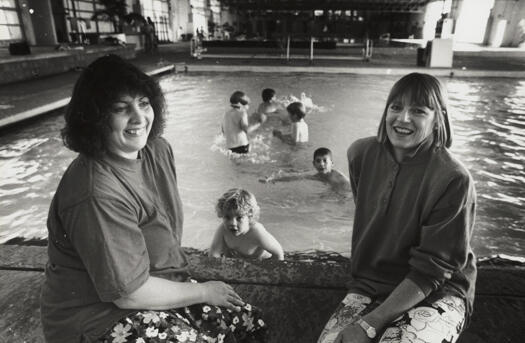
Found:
[220,0,433,12]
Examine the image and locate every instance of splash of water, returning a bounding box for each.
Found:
[0,138,48,159]
[210,133,274,164]
[277,92,326,113]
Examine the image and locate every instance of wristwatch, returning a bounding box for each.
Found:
[356,318,377,339]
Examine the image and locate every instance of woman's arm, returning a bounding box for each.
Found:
[335,278,425,343]
[209,225,227,258]
[114,276,244,311]
[363,278,425,330]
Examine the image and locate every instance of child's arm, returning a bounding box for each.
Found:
[252,223,284,260]
[247,112,264,133]
[239,111,249,133]
[209,225,227,258]
[291,122,300,143]
[272,129,294,145]
[259,170,312,183]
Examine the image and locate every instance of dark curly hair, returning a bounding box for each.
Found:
[61,54,166,157]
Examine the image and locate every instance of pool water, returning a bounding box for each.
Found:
[0,73,524,258]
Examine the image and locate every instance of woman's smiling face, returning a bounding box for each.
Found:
[106,94,154,159]
[385,96,436,161]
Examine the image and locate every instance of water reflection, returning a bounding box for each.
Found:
[0,74,524,258]
[446,78,525,256]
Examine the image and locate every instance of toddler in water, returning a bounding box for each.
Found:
[222,91,250,154]
[209,188,284,260]
[261,147,350,193]
[273,101,309,144]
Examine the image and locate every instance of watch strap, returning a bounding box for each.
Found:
[356,318,377,339]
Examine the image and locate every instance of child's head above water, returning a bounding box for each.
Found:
[262,88,276,102]
[313,147,334,174]
[230,91,250,109]
[286,101,306,122]
[216,188,260,222]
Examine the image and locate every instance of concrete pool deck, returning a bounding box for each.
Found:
[1,40,525,129]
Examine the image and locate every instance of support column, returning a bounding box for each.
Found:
[26,0,57,45]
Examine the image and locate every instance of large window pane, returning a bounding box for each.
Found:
[8,24,21,39]
[0,24,9,39]
[0,9,19,25]
[0,0,16,8]
[77,1,93,12]
[0,24,22,39]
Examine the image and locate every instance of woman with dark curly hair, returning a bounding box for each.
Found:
[41,55,267,343]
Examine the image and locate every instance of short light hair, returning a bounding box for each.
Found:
[216,188,260,221]
[377,72,452,148]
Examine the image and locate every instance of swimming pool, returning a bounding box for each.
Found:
[0,72,523,258]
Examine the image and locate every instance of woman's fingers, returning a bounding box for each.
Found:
[228,294,244,306]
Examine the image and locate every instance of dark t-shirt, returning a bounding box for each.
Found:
[41,137,188,342]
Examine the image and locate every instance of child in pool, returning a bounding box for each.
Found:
[252,88,285,124]
[273,101,309,144]
[260,147,351,192]
[209,188,284,260]
[222,91,250,154]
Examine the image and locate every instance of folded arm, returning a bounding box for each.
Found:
[252,223,284,260]
[209,225,227,258]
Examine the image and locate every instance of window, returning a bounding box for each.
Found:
[141,0,171,42]
[0,0,22,43]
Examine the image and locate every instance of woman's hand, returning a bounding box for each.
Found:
[334,323,370,343]
[200,281,244,311]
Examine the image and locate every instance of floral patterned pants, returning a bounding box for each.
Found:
[317,293,466,343]
[99,302,267,343]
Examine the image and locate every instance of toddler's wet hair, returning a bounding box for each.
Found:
[216,188,260,220]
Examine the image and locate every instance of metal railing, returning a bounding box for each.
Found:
[190,35,373,62]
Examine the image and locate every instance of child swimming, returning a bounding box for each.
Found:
[273,101,309,144]
[209,188,284,260]
[261,147,351,193]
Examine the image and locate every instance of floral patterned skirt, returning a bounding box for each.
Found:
[318,293,466,343]
[99,300,267,343]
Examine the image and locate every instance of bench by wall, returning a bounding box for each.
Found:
[1,245,524,342]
